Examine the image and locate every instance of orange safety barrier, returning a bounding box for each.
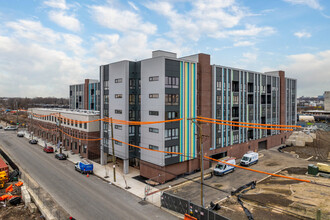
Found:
[184,214,197,220]
[112,138,183,156]
[197,116,301,128]
[0,194,10,201]
[204,155,311,183]
[196,119,293,131]
[15,181,23,187]
[5,184,13,193]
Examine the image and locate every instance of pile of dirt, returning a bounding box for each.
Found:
[242,193,294,206]
[0,204,43,220]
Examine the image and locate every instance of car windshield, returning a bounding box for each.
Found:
[215,164,225,170]
[242,156,249,161]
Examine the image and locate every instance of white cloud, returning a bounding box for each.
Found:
[283,0,322,10]
[6,20,61,44]
[90,5,157,35]
[279,50,330,96]
[0,35,85,97]
[146,0,275,41]
[294,31,311,38]
[44,0,68,10]
[241,52,257,62]
[0,19,92,97]
[48,11,81,32]
[128,1,139,11]
[234,40,255,47]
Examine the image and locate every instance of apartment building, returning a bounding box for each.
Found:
[100,51,297,183]
[28,108,100,160]
[69,79,101,111]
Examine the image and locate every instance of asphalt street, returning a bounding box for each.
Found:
[0,130,177,220]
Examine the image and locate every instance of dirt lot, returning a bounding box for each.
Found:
[217,167,330,220]
[0,182,43,220]
[283,130,330,162]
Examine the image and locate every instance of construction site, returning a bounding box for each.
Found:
[0,154,43,220]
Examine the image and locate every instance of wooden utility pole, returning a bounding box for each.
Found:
[58,113,63,154]
[110,117,116,182]
[190,119,205,208]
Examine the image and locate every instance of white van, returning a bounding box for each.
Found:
[240,152,258,166]
[213,157,236,176]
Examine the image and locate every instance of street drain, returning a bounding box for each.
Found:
[138,200,149,206]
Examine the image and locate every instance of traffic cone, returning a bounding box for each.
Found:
[87,174,89,178]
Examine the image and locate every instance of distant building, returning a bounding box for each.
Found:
[69,79,100,111]
[99,50,298,183]
[28,108,100,160]
[324,91,330,111]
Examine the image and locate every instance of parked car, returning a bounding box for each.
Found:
[240,152,258,166]
[4,126,17,131]
[29,139,38,144]
[43,146,54,153]
[55,153,67,160]
[75,161,93,174]
[0,125,3,129]
[17,132,24,137]
[213,157,236,176]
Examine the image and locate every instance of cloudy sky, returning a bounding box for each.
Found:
[0,0,329,98]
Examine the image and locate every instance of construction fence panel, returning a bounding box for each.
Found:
[161,192,230,220]
[161,192,189,215]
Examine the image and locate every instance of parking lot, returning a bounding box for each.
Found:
[166,148,311,206]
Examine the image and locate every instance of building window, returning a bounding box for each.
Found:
[115,94,122,99]
[129,79,136,89]
[79,123,82,128]
[149,76,159,81]
[115,141,122,146]
[84,123,87,129]
[216,96,222,104]
[165,128,179,140]
[165,76,179,88]
[165,111,178,120]
[115,109,122,114]
[114,125,122,130]
[233,95,239,104]
[216,81,222,90]
[149,127,159,133]
[149,145,159,150]
[129,94,135,105]
[165,145,179,158]
[115,78,122,83]
[91,89,94,95]
[149,93,159,99]
[165,94,179,105]
[149,111,159,116]
[129,126,135,136]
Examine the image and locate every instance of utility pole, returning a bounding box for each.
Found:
[190,118,205,208]
[57,113,63,154]
[110,117,116,182]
